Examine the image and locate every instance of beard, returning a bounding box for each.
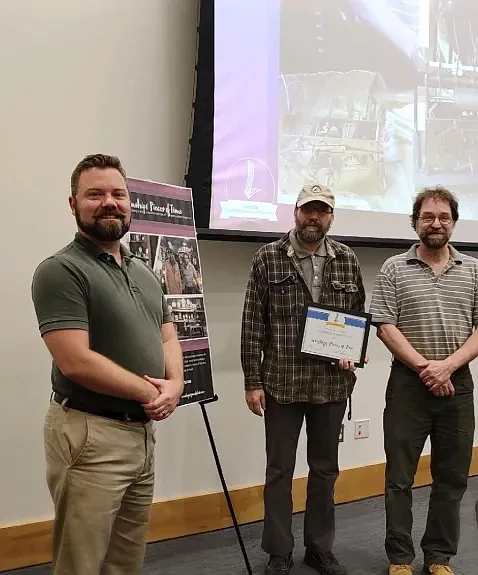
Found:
[419,229,450,250]
[296,219,329,244]
[75,208,130,242]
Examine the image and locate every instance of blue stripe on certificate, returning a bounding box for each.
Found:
[344,317,366,328]
[307,310,329,321]
[307,309,366,329]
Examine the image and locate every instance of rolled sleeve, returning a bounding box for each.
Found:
[473,281,478,328]
[31,258,89,335]
[370,269,398,326]
[241,252,268,389]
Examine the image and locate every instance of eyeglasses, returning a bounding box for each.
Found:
[299,204,333,215]
[418,214,453,225]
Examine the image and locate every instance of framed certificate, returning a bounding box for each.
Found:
[298,303,371,368]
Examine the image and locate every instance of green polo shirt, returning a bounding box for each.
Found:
[31,233,172,416]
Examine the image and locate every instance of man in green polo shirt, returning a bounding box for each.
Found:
[370,186,477,575]
[31,153,184,575]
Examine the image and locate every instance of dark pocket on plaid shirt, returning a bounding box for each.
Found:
[330,280,358,309]
[269,275,302,317]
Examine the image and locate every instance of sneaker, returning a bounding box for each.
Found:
[389,566,413,574]
[304,549,348,575]
[425,565,454,574]
[264,553,293,574]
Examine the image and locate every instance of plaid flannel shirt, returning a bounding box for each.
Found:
[241,233,366,404]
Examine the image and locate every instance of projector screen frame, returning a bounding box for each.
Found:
[196,227,478,252]
[186,0,478,252]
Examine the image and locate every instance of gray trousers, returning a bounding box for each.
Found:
[262,393,347,556]
[384,360,475,566]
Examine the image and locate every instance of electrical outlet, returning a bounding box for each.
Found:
[339,423,344,443]
[354,419,370,440]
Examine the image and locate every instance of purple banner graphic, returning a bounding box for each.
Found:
[127,178,215,406]
[131,193,193,227]
[212,0,282,232]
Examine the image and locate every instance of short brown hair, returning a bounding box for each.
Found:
[411,185,459,230]
[70,153,127,198]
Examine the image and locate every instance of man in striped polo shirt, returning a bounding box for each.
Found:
[370,186,477,575]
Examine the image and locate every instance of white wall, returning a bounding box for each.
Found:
[1,0,476,530]
[0,0,199,525]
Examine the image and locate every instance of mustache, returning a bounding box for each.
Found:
[95,209,124,220]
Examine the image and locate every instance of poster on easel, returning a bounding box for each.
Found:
[124,177,215,407]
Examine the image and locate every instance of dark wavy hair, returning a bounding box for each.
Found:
[410,186,459,230]
[70,153,126,198]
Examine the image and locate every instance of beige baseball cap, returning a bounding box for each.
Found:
[296,184,335,210]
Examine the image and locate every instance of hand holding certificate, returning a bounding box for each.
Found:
[298,303,371,368]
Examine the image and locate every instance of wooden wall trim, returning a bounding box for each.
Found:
[1,448,477,572]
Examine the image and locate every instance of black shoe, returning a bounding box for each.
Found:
[264,552,294,573]
[304,549,348,575]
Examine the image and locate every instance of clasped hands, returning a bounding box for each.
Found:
[338,357,455,397]
[417,359,455,397]
[339,357,456,398]
[141,376,184,421]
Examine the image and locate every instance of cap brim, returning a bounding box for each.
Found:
[297,197,334,209]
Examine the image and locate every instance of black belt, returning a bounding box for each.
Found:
[53,393,149,423]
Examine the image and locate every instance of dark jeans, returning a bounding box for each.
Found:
[262,393,347,556]
[384,360,475,566]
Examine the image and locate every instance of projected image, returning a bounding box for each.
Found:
[211,0,478,239]
[420,86,478,176]
[278,0,419,213]
[416,0,478,184]
[422,0,478,70]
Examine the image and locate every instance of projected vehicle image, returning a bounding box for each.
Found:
[278,0,419,213]
[278,70,389,211]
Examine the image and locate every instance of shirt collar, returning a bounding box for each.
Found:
[406,243,463,264]
[74,232,134,262]
[282,231,341,259]
[288,230,327,259]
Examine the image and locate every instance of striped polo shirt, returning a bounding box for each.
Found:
[370,244,478,360]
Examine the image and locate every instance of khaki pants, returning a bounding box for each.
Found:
[44,400,156,575]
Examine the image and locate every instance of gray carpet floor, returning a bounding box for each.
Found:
[6,477,478,574]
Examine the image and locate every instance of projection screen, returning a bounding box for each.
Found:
[210,0,478,243]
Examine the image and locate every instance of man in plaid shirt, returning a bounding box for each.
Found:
[241,184,366,575]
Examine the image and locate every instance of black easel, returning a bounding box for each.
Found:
[199,395,253,575]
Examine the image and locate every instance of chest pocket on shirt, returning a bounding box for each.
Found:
[269,274,302,316]
[330,279,358,309]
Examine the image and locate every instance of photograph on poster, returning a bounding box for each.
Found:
[123,233,203,296]
[124,233,158,268]
[166,295,208,341]
[152,235,203,295]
